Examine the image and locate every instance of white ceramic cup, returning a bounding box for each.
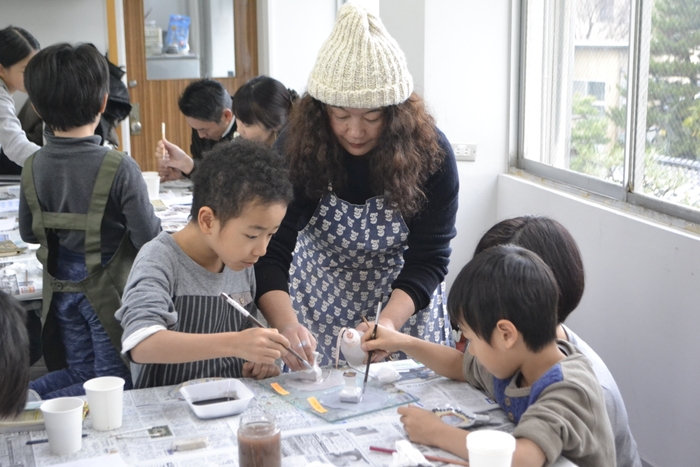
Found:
[142,171,160,199]
[40,397,85,455]
[83,376,125,431]
[467,429,516,467]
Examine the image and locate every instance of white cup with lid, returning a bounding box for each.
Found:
[467,429,516,467]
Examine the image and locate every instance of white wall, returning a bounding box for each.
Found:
[420,1,511,289]
[379,0,425,95]
[1,0,108,53]
[258,0,336,94]
[2,0,109,111]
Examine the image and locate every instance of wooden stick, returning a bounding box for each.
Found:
[161,122,166,159]
[369,446,470,466]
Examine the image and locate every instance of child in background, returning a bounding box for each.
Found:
[0,26,40,174]
[116,138,293,388]
[363,245,615,467]
[0,291,30,417]
[19,43,161,399]
[474,215,641,467]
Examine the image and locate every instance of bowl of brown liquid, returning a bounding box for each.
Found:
[179,379,255,419]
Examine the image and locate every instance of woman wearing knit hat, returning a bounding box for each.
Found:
[255,2,458,368]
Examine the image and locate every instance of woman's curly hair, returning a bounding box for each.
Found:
[283,93,444,218]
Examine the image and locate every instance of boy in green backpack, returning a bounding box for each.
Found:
[19,43,160,399]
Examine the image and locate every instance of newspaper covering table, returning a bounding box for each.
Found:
[0,185,42,301]
[1,361,578,467]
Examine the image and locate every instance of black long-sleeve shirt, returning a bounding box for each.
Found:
[255,128,459,312]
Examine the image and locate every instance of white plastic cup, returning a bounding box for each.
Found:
[83,376,125,431]
[467,430,516,467]
[142,171,160,199]
[40,397,84,455]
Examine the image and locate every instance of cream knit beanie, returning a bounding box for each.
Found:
[307,2,413,108]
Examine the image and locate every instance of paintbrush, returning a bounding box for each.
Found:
[362,300,383,395]
[219,292,313,370]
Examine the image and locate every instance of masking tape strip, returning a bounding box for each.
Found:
[270,382,289,395]
[307,397,327,413]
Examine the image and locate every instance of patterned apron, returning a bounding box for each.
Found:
[289,192,453,366]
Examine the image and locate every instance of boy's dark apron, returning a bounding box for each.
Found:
[22,150,136,371]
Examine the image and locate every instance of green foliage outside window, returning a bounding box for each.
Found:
[647,0,700,160]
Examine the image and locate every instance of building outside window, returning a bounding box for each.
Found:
[518,0,700,224]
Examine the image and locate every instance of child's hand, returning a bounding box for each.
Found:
[361,322,406,355]
[236,328,290,365]
[397,405,445,447]
[242,361,281,379]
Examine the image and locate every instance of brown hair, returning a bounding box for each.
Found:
[284,92,444,218]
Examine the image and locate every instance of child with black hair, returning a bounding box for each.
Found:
[19,43,161,399]
[116,138,294,388]
[474,215,641,467]
[0,291,30,417]
[363,245,615,467]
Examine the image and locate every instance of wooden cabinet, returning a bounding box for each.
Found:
[122,0,258,171]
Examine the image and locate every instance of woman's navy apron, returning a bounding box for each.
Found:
[289,192,453,366]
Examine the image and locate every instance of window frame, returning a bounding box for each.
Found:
[511,0,700,225]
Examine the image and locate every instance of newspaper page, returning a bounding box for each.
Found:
[1,369,578,467]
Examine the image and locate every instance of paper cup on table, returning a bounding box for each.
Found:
[142,171,160,199]
[467,430,516,467]
[83,376,125,431]
[40,397,85,455]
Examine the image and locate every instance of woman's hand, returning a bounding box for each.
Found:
[156,138,194,179]
[278,322,317,371]
[242,361,281,379]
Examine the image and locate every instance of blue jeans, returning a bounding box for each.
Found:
[30,247,132,399]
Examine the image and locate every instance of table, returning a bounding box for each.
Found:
[153,179,193,233]
[0,362,578,467]
[0,185,42,302]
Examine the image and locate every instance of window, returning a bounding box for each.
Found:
[517,0,700,224]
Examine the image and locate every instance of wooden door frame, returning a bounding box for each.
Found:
[122,0,258,171]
